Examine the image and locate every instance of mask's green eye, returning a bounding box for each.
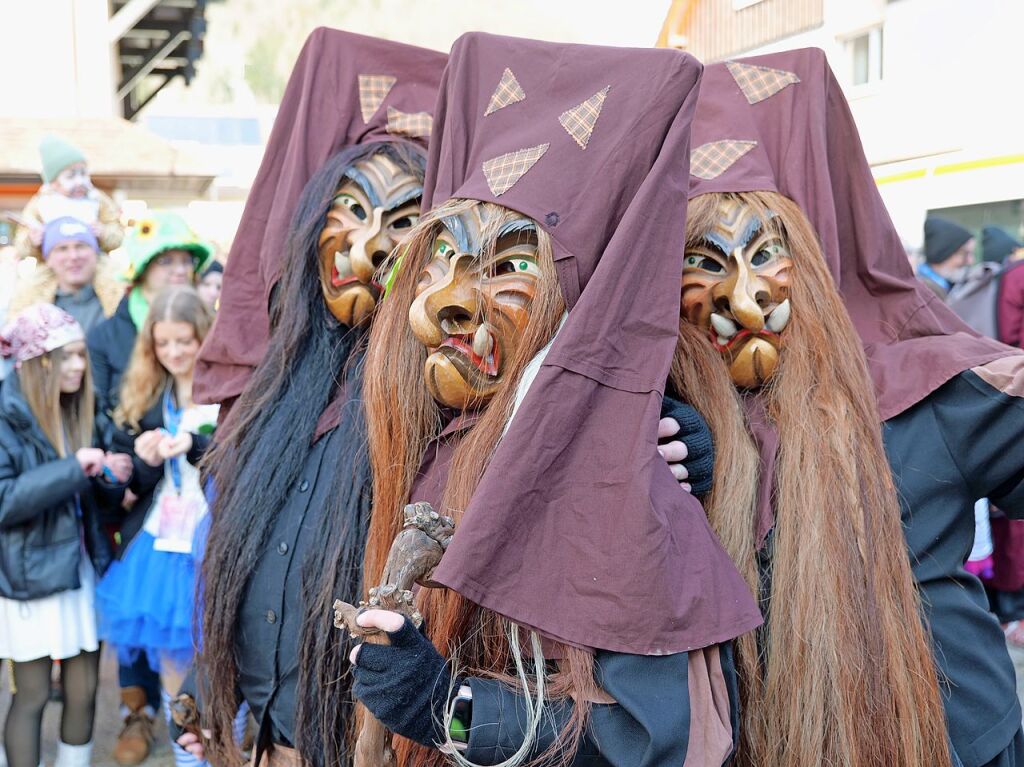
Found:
[751,242,784,267]
[684,254,724,273]
[434,241,456,259]
[391,214,419,230]
[335,193,367,221]
[493,256,539,277]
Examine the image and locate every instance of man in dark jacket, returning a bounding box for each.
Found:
[8,217,124,334]
[919,216,975,299]
[986,226,1024,347]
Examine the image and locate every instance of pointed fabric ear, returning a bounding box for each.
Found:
[359,74,397,122]
[559,86,610,150]
[726,61,800,104]
[690,140,758,180]
[386,107,433,138]
[484,68,526,115]
[482,143,550,196]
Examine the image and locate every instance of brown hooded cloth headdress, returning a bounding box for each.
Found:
[194,27,447,410]
[412,32,762,656]
[687,47,1012,420]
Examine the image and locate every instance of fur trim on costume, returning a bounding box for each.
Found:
[9,256,126,318]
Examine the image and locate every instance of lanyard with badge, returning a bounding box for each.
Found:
[152,387,202,553]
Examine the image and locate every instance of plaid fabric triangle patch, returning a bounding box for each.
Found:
[690,140,758,180]
[386,107,433,138]
[559,85,610,150]
[726,61,800,104]
[358,74,397,122]
[485,68,526,116]
[482,143,550,196]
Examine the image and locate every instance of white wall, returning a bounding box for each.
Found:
[729,0,1024,246]
[0,0,116,117]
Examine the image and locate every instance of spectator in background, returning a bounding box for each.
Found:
[88,213,211,433]
[918,216,974,299]
[96,287,219,767]
[84,214,209,767]
[9,217,124,333]
[987,226,1024,347]
[14,135,124,261]
[196,260,223,311]
[0,304,131,767]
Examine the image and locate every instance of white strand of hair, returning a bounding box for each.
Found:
[439,625,547,767]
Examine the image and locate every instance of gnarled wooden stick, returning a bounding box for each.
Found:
[333,501,455,767]
[170,693,201,737]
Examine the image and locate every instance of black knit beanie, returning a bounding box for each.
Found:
[981,226,1022,264]
[924,216,973,265]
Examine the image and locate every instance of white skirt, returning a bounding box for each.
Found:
[0,551,99,662]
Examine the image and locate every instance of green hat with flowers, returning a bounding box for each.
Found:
[123,212,212,283]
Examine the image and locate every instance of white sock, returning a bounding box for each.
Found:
[232,701,250,745]
[119,704,156,719]
[55,741,92,767]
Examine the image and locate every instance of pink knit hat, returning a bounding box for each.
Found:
[1,304,84,366]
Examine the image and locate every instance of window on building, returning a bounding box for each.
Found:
[847,26,884,86]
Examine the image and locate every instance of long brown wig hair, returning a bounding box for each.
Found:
[19,344,93,457]
[364,199,601,766]
[671,190,950,766]
[114,286,213,430]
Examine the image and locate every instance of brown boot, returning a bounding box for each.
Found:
[113,686,155,766]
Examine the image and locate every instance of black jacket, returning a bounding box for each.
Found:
[0,374,122,600]
[885,368,1024,766]
[87,296,137,448]
[108,395,212,555]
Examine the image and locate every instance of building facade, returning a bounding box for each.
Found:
[660,0,1024,255]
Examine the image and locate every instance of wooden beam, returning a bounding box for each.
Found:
[125,74,175,121]
[108,0,161,44]
[116,30,190,100]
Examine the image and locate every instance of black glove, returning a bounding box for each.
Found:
[660,395,714,497]
[351,618,454,747]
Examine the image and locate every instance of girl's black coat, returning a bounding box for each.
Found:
[0,374,122,600]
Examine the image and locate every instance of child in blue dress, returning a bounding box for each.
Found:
[97,287,244,765]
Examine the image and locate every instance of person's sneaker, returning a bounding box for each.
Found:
[113,686,155,766]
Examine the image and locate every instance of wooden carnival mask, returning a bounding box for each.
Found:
[682,198,792,388]
[318,153,422,327]
[408,206,540,410]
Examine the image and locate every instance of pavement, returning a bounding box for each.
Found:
[4,641,1024,765]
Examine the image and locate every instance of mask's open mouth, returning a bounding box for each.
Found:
[709,327,781,353]
[437,330,500,378]
[330,251,383,292]
[708,299,790,352]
